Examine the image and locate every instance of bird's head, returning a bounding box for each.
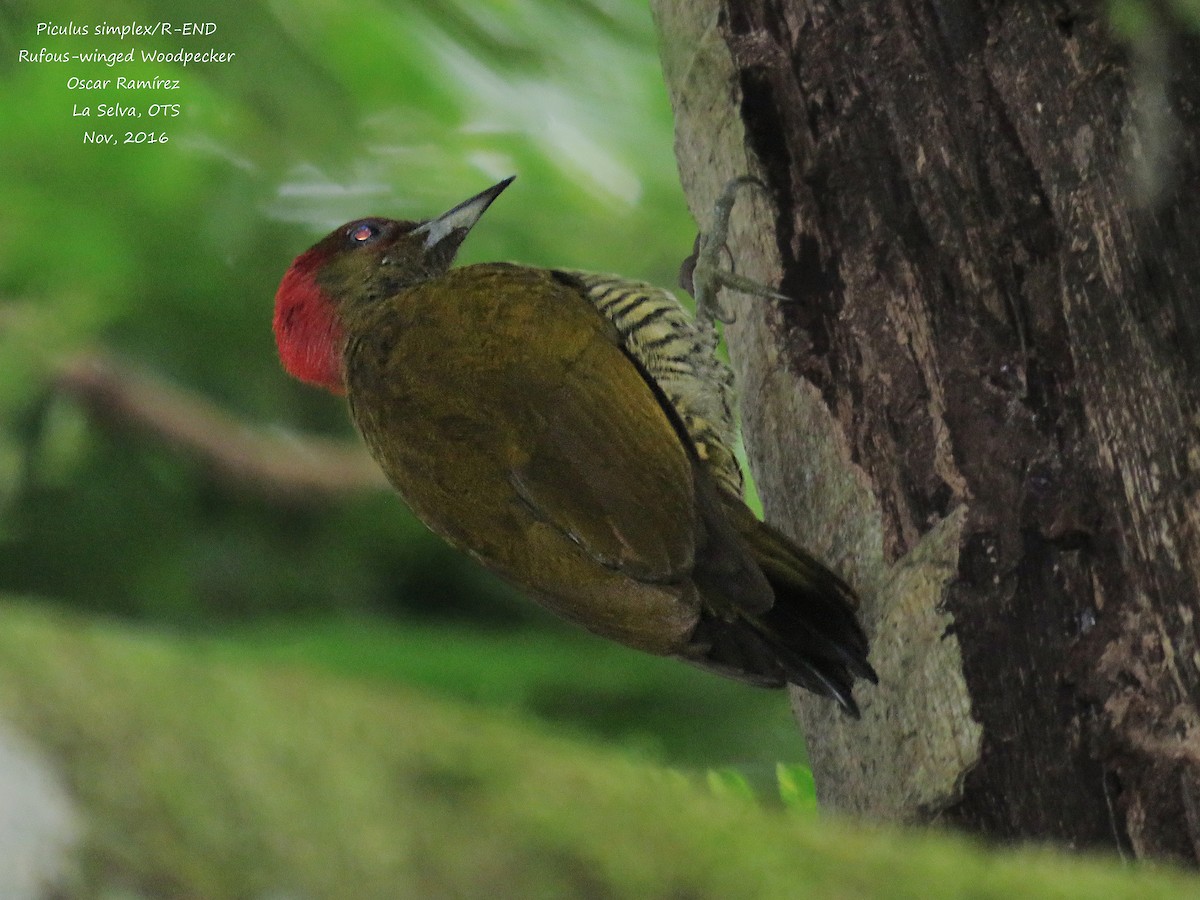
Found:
[273,176,515,394]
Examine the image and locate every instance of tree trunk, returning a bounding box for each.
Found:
[652,0,1200,865]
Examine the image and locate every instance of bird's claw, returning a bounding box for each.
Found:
[691,176,788,331]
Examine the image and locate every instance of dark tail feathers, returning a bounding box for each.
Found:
[692,504,877,717]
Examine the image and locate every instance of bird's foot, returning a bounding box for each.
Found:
[689,176,789,331]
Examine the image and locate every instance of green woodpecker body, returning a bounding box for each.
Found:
[274,178,875,714]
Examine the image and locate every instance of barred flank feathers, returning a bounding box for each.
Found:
[556,270,745,498]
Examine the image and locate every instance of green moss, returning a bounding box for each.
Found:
[0,600,1195,899]
[197,614,801,770]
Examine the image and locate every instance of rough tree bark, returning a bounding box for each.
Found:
[652,0,1200,865]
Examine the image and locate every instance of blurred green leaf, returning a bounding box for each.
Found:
[706,767,757,804]
[776,762,818,815]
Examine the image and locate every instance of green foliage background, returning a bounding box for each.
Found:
[0,0,692,619]
[0,0,802,772]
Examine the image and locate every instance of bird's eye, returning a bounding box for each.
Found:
[348,222,380,244]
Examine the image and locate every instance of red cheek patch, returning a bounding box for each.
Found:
[273,256,346,394]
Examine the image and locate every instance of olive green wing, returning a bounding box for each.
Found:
[507,269,772,613]
[349,262,703,588]
[553,269,745,499]
[507,285,698,584]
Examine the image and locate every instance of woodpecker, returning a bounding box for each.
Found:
[273,177,876,715]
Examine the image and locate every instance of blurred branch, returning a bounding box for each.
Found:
[53,352,388,504]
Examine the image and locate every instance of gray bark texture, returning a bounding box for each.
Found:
[652,0,1200,865]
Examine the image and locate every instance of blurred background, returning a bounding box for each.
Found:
[0,0,800,777]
